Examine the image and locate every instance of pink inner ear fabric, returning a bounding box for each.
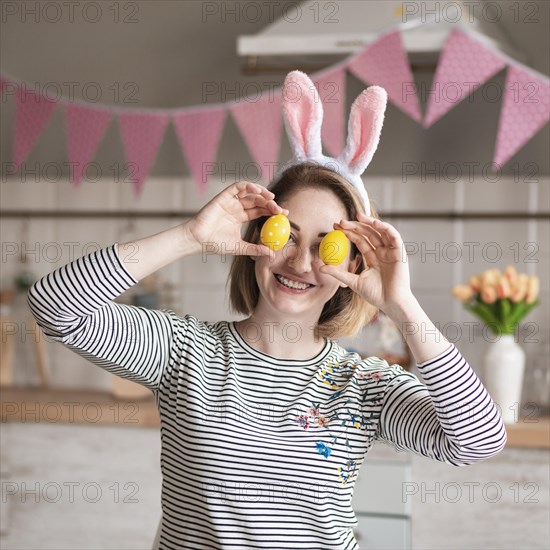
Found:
[349,108,373,167]
[284,70,323,158]
[286,90,313,155]
[347,89,386,171]
[290,100,312,154]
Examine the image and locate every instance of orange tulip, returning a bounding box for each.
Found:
[526,275,540,304]
[496,275,512,299]
[481,269,500,289]
[504,265,518,287]
[481,285,497,304]
[510,274,529,303]
[452,285,474,303]
[468,275,481,292]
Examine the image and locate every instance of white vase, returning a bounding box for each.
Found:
[483,334,526,424]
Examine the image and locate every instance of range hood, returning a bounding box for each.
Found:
[238,0,527,73]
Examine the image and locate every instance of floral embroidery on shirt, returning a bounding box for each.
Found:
[297,406,330,430]
[297,360,386,486]
[338,459,358,485]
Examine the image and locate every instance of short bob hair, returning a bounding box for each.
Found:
[227,162,380,341]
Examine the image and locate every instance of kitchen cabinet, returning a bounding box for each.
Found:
[352,441,412,549]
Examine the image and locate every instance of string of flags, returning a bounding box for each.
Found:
[1,23,548,199]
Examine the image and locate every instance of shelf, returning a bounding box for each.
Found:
[505,415,550,449]
[0,386,160,428]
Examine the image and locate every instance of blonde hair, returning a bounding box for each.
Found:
[227,162,380,340]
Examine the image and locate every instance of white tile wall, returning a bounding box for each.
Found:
[463,178,531,212]
[388,177,456,212]
[394,219,456,291]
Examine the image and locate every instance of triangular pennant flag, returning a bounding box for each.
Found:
[173,107,227,196]
[424,29,507,128]
[13,85,58,168]
[64,104,112,188]
[312,67,346,157]
[493,65,550,167]
[118,112,169,198]
[348,30,422,123]
[229,91,283,181]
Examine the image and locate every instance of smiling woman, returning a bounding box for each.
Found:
[228,161,379,346]
[26,70,507,550]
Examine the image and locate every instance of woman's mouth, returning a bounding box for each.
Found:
[274,273,315,293]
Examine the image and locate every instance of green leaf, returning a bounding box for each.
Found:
[499,298,511,323]
[464,304,500,335]
[508,302,528,326]
[498,299,516,333]
[516,301,540,324]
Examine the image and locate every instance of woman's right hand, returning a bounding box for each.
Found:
[186,181,289,259]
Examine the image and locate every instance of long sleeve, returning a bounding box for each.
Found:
[27,243,180,392]
[375,343,507,466]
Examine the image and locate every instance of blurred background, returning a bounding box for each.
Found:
[1,1,548,549]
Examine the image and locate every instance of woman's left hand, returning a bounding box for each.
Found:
[319,212,415,314]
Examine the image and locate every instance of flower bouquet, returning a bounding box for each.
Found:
[452,266,540,335]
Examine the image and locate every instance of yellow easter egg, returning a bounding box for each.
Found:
[320,230,349,265]
[260,214,290,251]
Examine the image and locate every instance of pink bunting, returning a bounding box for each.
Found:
[229,91,283,181]
[424,30,506,128]
[13,85,58,168]
[312,67,346,157]
[493,65,550,167]
[348,30,422,123]
[118,112,169,198]
[64,104,111,188]
[173,107,227,196]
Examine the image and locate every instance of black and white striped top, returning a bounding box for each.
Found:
[27,243,507,549]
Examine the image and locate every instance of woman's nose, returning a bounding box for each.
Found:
[287,244,315,272]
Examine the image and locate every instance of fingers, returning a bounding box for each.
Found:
[232,182,288,216]
[339,213,402,249]
[241,241,274,260]
[232,181,267,199]
[336,223,379,262]
[319,263,355,288]
[336,219,383,249]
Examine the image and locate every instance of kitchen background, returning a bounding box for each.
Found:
[0,1,548,549]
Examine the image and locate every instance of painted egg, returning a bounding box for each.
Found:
[319,230,349,265]
[260,214,290,251]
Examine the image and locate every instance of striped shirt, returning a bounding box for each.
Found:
[27,243,507,549]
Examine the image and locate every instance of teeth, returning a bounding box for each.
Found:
[275,274,312,290]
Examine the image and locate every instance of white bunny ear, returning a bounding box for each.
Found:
[282,71,323,160]
[338,85,388,175]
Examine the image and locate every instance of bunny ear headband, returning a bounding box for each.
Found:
[274,70,388,215]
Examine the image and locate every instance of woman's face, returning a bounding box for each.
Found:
[251,187,360,323]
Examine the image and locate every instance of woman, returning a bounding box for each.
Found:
[27,72,507,549]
